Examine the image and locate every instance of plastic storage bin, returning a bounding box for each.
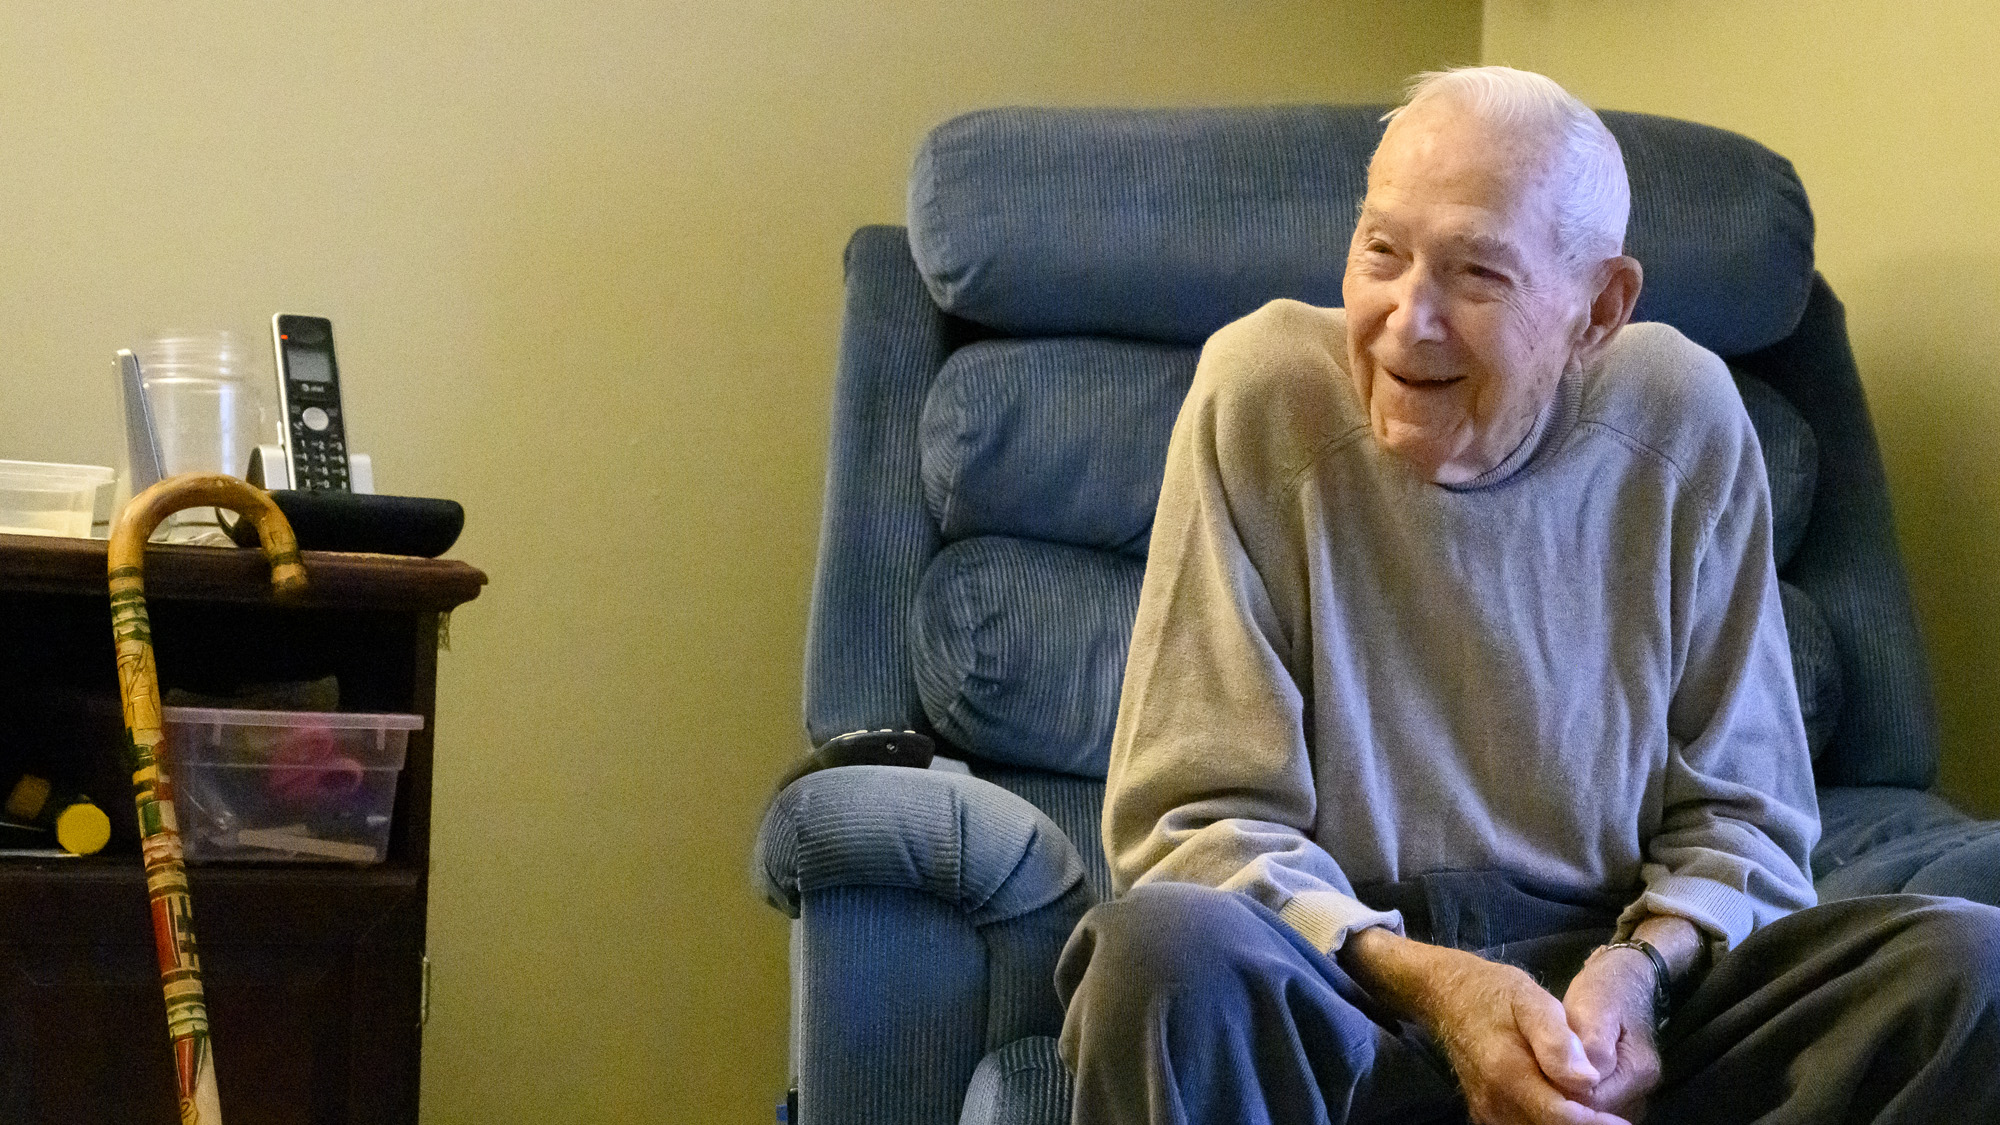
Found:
[0,460,115,538]
[161,706,423,864]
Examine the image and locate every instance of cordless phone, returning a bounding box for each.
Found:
[272,313,351,491]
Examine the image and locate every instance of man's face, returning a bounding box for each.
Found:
[1342,103,1595,484]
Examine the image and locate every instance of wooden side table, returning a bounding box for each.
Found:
[0,533,485,1124]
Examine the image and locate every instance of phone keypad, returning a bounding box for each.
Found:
[290,402,349,491]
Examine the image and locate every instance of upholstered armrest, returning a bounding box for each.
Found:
[756,765,1089,925]
[755,766,1092,1125]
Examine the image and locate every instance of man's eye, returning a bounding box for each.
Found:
[1466,264,1508,282]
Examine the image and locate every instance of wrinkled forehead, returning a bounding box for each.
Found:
[1362,101,1567,242]
[1374,97,1565,192]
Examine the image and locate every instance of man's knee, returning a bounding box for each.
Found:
[1892,897,2000,1010]
[1796,894,2000,1030]
[1057,881,1405,1107]
[1058,882,1284,1010]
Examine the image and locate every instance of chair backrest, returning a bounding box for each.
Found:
[804,105,1940,807]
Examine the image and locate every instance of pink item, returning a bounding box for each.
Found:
[266,726,366,806]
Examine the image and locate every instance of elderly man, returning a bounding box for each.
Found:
[1055,67,2000,1125]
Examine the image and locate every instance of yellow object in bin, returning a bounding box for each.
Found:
[56,801,112,856]
[4,773,51,821]
[4,773,111,855]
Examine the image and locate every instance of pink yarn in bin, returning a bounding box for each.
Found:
[266,725,367,806]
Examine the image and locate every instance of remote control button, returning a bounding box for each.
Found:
[302,407,330,431]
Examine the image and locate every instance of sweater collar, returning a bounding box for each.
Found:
[1440,371,1584,492]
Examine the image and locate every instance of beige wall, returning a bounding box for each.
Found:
[0,2,1481,1119]
[1484,0,2000,816]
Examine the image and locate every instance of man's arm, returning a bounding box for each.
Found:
[1106,305,1401,951]
[1615,342,1820,950]
[1562,337,1819,1118]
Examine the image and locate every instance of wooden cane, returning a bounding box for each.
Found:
[108,473,306,1125]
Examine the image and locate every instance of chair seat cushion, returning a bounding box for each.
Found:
[913,537,1142,777]
[1814,785,2000,908]
[958,1036,1073,1125]
[921,337,1196,554]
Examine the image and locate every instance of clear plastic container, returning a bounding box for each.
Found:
[161,706,423,864]
[132,331,273,542]
[0,460,116,537]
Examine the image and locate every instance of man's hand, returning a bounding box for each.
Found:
[1561,914,1703,1121]
[1342,928,1633,1125]
[1561,947,1659,1119]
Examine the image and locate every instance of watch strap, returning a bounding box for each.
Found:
[1597,938,1673,1026]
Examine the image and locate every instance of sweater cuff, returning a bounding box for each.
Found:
[1277,889,1404,954]
[1615,873,1758,950]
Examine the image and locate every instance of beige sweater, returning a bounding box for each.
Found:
[1105,299,1819,954]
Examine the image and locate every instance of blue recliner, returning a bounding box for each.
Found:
[754,105,2000,1125]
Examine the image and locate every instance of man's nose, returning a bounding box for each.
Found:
[1384,263,1448,345]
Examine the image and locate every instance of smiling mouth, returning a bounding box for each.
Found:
[1388,369,1465,390]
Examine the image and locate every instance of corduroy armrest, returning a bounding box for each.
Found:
[755,765,1088,927]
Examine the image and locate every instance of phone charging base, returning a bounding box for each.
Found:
[228,446,463,558]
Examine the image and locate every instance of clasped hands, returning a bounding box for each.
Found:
[1343,916,1698,1125]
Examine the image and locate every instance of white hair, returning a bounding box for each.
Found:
[1384,66,1630,267]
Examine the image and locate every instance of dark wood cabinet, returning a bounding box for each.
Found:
[0,533,484,1124]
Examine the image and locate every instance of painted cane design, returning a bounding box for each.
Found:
[109,473,307,1125]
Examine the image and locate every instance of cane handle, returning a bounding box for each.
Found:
[110,473,306,595]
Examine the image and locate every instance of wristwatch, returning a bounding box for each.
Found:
[1596,938,1673,1027]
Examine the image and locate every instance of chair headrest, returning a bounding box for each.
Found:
[909,105,1814,356]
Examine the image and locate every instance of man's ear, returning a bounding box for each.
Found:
[1572,254,1644,367]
